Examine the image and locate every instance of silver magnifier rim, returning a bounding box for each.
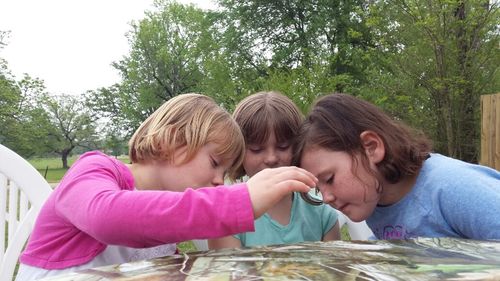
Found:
[299,188,323,206]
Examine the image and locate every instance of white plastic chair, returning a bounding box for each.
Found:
[335,209,374,240]
[0,144,52,281]
[192,239,209,251]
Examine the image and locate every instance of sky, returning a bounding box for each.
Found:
[0,0,215,95]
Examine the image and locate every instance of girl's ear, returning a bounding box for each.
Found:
[360,130,385,164]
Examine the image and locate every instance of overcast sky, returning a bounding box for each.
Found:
[0,0,215,95]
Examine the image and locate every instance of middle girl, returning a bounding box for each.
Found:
[209,91,340,249]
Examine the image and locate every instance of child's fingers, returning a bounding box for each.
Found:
[264,166,318,188]
[275,180,313,193]
[247,166,318,218]
[259,165,315,179]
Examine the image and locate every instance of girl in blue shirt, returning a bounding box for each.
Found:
[295,93,500,240]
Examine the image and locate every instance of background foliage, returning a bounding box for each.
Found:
[1,0,499,165]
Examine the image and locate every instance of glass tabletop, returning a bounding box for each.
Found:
[43,237,500,280]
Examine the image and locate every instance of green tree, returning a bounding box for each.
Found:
[1,31,56,157]
[216,0,373,92]
[368,0,499,161]
[104,133,127,158]
[44,94,99,168]
[89,0,220,135]
[0,64,22,149]
[0,70,54,157]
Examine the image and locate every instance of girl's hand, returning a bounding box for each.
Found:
[246,166,317,218]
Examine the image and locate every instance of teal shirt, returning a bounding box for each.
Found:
[235,193,338,247]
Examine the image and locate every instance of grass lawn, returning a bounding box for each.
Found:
[29,155,78,182]
[29,155,129,183]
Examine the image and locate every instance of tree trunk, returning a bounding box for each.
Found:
[61,147,74,169]
[454,0,478,162]
[442,91,456,158]
[433,41,456,157]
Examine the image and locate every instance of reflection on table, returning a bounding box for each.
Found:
[43,237,500,280]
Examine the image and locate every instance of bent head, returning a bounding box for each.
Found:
[129,93,245,189]
[294,93,431,221]
[230,91,303,179]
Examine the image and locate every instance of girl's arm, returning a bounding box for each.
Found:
[57,159,316,247]
[322,221,341,241]
[54,154,256,247]
[208,236,242,249]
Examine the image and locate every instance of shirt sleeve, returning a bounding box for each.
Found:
[54,155,255,248]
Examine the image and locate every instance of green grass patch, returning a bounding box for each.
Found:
[341,224,351,240]
[28,155,129,183]
[38,168,68,182]
[29,156,79,170]
[29,155,78,183]
[178,241,198,253]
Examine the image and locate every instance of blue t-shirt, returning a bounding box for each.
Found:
[368,153,500,240]
[235,193,338,246]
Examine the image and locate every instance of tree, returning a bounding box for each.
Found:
[368,0,500,161]
[1,31,57,157]
[88,0,220,136]
[1,33,100,162]
[44,94,99,168]
[216,0,373,92]
[0,70,55,157]
[103,132,128,158]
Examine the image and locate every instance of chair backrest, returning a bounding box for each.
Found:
[0,144,52,281]
[192,239,209,251]
[335,209,374,240]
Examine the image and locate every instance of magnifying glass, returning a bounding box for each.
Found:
[300,186,323,205]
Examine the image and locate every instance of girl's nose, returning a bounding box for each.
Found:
[212,171,224,186]
[263,150,279,166]
[322,191,336,204]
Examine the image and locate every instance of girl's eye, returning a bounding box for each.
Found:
[210,157,219,168]
[248,147,262,153]
[326,176,334,185]
[277,144,290,151]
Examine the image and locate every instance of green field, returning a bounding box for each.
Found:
[29,155,129,183]
[30,155,79,182]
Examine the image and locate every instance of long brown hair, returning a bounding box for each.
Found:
[230,91,303,180]
[294,93,431,184]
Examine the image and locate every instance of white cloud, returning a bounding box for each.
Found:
[0,0,215,95]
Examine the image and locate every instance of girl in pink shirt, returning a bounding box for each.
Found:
[16,93,317,280]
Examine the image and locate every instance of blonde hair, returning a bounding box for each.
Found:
[229,91,303,180]
[129,93,245,175]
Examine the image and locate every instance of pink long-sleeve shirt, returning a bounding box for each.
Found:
[20,151,254,269]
